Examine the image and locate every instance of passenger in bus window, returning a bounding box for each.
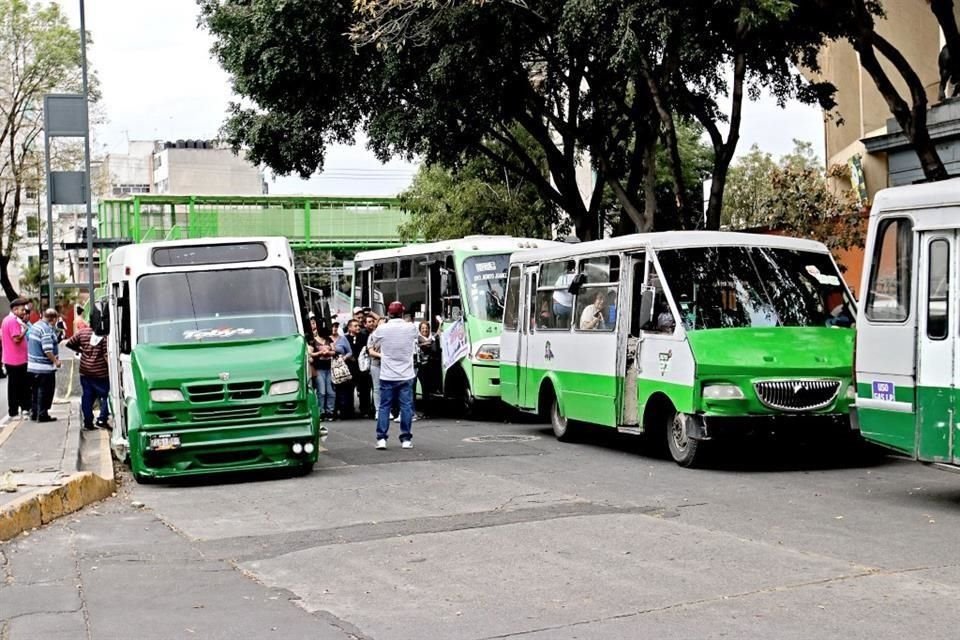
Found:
[552,261,576,325]
[605,290,618,326]
[579,291,608,331]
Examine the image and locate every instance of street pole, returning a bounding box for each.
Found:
[79,0,94,308]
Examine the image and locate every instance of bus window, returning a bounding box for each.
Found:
[642,268,677,334]
[504,265,521,331]
[927,238,949,340]
[462,254,510,322]
[575,286,618,331]
[536,261,576,330]
[865,217,913,322]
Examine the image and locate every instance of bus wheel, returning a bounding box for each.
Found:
[667,411,705,468]
[551,396,578,442]
[450,373,476,418]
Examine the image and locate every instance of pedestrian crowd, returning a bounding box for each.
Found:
[306,302,443,450]
[1,298,110,430]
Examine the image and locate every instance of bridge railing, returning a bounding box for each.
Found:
[98,194,409,250]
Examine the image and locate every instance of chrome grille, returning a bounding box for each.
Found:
[754,380,841,412]
[190,407,261,422]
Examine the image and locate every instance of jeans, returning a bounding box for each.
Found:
[315,369,335,415]
[30,371,55,419]
[5,364,30,417]
[376,378,414,442]
[80,375,110,426]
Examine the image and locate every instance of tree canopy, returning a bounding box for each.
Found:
[723,140,865,257]
[200,0,845,239]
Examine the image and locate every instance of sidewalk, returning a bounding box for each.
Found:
[0,386,116,541]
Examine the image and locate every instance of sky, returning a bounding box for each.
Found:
[57,0,826,197]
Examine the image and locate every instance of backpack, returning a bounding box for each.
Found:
[331,356,352,384]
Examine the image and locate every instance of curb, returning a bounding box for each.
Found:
[0,428,115,542]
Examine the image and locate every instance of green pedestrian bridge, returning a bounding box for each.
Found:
[97,194,408,250]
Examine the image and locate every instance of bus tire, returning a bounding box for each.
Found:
[550,396,578,442]
[667,411,706,468]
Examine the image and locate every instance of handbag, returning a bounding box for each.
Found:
[332,355,352,384]
[358,346,370,372]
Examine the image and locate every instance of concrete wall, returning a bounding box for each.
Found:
[155,148,264,196]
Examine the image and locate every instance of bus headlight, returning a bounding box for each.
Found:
[702,384,744,400]
[475,345,500,361]
[269,380,300,396]
[150,389,184,403]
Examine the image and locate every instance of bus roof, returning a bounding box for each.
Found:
[508,231,830,264]
[107,236,293,270]
[353,236,559,262]
[871,177,960,215]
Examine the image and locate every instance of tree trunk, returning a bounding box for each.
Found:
[0,255,20,302]
[705,146,734,230]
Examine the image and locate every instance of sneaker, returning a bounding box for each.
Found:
[376,439,387,450]
[392,415,401,423]
[401,440,413,449]
[82,423,98,431]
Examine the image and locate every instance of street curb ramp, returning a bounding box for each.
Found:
[0,427,115,542]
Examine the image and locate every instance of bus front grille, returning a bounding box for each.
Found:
[191,407,262,422]
[753,380,841,412]
[186,383,224,403]
[228,381,265,400]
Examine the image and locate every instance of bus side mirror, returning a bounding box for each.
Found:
[568,273,587,295]
[639,289,655,327]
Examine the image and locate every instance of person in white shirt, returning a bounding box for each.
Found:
[579,291,608,331]
[370,301,419,450]
[551,261,576,326]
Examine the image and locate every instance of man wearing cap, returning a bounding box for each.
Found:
[370,301,419,449]
[27,308,62,422]
[2,298,31,417]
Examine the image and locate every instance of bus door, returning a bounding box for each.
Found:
[619,252,646,428]
[518,266,539,409]
[917,231,956,463]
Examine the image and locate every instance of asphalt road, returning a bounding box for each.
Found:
[4,414,960,639]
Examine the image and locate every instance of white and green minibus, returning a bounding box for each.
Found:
[105,237,320,482]
[853,178,960,471]
[500,232,858,467]
[353,236,558,413]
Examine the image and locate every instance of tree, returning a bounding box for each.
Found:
[398,159,561,242]
[0,0,88,301]
[200,0,842,238]
[723,141,866,256]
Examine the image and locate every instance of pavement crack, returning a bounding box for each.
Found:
[0,548,11,585]
[476,569,884,639]
[64,522,94,640]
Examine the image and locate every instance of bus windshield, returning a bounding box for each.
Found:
[462,254,510,322]
[137,267,299,344]
[655,246,855,331]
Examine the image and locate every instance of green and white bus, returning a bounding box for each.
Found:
[500,232,858,467]
[105,237,321,482]
[353,236,558,413]
[853,178,960,471]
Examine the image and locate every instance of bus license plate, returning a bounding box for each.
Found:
[149,433,181,451]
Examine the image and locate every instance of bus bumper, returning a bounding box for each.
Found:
[467,361,501,400]
[131,417,319,480]
[696,413,851,440]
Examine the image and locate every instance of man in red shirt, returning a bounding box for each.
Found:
[2,298,31,418]
[65,324,110,430]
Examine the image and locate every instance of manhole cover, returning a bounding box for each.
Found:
[462,434,540,444]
